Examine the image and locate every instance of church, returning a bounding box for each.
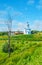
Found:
[24,22,31,34]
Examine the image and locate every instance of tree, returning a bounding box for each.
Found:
[6,13,12,57]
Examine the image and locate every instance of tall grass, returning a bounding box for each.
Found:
[0,34,42,65]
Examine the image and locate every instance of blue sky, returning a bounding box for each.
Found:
[0,0,42,31]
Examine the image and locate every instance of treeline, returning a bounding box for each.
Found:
[0,30,42,36]
[0,32,8,36]
[31,30,42,34]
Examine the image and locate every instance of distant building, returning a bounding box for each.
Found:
[11,22,31,35]
[14,31,24,35]
[11,31,23,35]
[11,32,14,35]
[24,22,31,34]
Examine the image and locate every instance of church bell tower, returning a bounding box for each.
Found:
[24,22,31,34]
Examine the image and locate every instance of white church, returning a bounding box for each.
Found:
[24,22,31,34]
[11,22,31,35]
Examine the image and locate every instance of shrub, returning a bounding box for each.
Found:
[2,43,14,53]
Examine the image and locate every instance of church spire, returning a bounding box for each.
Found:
[27,22,29,28]
[24,22,31,34]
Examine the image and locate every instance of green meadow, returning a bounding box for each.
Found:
[0,33,42,65]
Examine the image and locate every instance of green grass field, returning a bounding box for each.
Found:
[0,34,42,65]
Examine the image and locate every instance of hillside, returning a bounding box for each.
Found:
[0,34,42,65]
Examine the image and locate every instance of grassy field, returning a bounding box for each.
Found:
[0,34,42,65]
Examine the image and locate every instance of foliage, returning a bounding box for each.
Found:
[0,32,8,36]
[2,43,14,53]
[0,34,42,65]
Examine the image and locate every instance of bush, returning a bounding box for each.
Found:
[2,43,14,53]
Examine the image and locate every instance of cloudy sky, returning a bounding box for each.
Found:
[0,0,42,31]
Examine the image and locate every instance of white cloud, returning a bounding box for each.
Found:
[0,11,6,15]
[36,0,42,9]
[11,20,27,31]
[0,6,23,20]
[12,20,25,31]
[39,0,42,4]
[0,19,42,31]
[27,0,34,5]
[0,10,7,18]
[0,19,4,24]
[17,20,42,31]
[31,20,42,31]
[6,6,23,17]
[13,11,23,16]
[36,5,42,9]
[17,22,24,31]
